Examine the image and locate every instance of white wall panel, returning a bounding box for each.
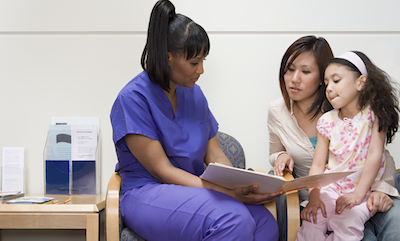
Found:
[181,0,400,32]
[1,1,399,32]
[0,0,155,32]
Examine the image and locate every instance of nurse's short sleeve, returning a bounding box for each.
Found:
[316,113,332,139]
[110,91,158,144]
[208,108,218,139]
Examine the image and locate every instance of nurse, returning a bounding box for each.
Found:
[110,1,280,240]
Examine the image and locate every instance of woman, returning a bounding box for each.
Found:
[268,35,400,240]
[110,1,279,240]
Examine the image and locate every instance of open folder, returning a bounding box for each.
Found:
[200,163,355,193]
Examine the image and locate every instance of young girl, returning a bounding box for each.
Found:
[296,51,400,241]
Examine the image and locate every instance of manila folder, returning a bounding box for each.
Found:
[200,163,355,193]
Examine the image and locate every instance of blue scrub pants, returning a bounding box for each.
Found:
[121,183,279,241]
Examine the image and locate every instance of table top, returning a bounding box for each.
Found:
[0,194,105,213]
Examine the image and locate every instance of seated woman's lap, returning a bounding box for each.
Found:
[121,183,278,241]
[363,197,400,241]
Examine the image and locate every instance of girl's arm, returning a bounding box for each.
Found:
[124,134,281,205]
[336,118,386,214]
[309,132,329,175]
[301,132,329,223]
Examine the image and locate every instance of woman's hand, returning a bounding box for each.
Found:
[367,191,393,216]
[301,188,326,224]
[335,193,363,214]
[231,184,281,205]
[273,153,294,176]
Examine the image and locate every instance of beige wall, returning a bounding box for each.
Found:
[1,0,400,199]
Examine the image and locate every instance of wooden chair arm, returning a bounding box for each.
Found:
[264,201,277,220]
[282,170,300,241]
[286,190,300,241]
[106,172,121,241]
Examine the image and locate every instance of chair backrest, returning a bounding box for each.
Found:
[217,131,245,169]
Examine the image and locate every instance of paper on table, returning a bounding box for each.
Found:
[71,125,97,161]
[46,117,100,195]
[47,125,71,161]
[0,191,25,201]
[2,147,24,192]
[51,117,99,161]
[2,147,24,167]
[6,196,54,204]
[51,117,99,135]
[200,163,355,193]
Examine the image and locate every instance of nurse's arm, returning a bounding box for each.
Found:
[124,134,280,205]
[204,135,233,167]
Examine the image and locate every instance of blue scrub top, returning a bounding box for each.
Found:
[110,71,218,193]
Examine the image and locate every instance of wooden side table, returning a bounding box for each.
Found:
[0,194,105,241]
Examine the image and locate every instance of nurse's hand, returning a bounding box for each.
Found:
[273,153,294,176]
[232,184,281,205]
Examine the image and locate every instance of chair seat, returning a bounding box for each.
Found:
[121,226,145,241]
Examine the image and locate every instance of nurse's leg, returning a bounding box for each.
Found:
[246,204,279,241]
[121,183,270,241]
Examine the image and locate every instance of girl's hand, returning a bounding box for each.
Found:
[273,153,294,176]
[301,188,326,224]
[232,184,281,205]
[335,193,363,214]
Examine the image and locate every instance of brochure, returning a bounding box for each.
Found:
[2,147,25,192]
[200,163,355,193]
[6,196,54,204]
[0,191,25,201]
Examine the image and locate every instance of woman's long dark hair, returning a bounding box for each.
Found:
[279,35,334,119]
[327,51,399,143]
[141,0,210,92]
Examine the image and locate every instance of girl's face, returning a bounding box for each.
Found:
[324,63,365,112]
[168,50,206,90]
[284,51,321,104]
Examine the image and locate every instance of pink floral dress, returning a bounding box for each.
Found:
[316,105,385,194]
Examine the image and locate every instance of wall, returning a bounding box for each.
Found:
[1,0,400,198]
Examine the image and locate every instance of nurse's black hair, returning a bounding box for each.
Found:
[141,0,210,92]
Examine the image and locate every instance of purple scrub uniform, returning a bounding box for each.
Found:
[110,71,278,241]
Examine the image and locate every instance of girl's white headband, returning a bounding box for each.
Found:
[336,52,368,76]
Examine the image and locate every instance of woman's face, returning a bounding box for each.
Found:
[168,50,206,90]
[284,51,321,104]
